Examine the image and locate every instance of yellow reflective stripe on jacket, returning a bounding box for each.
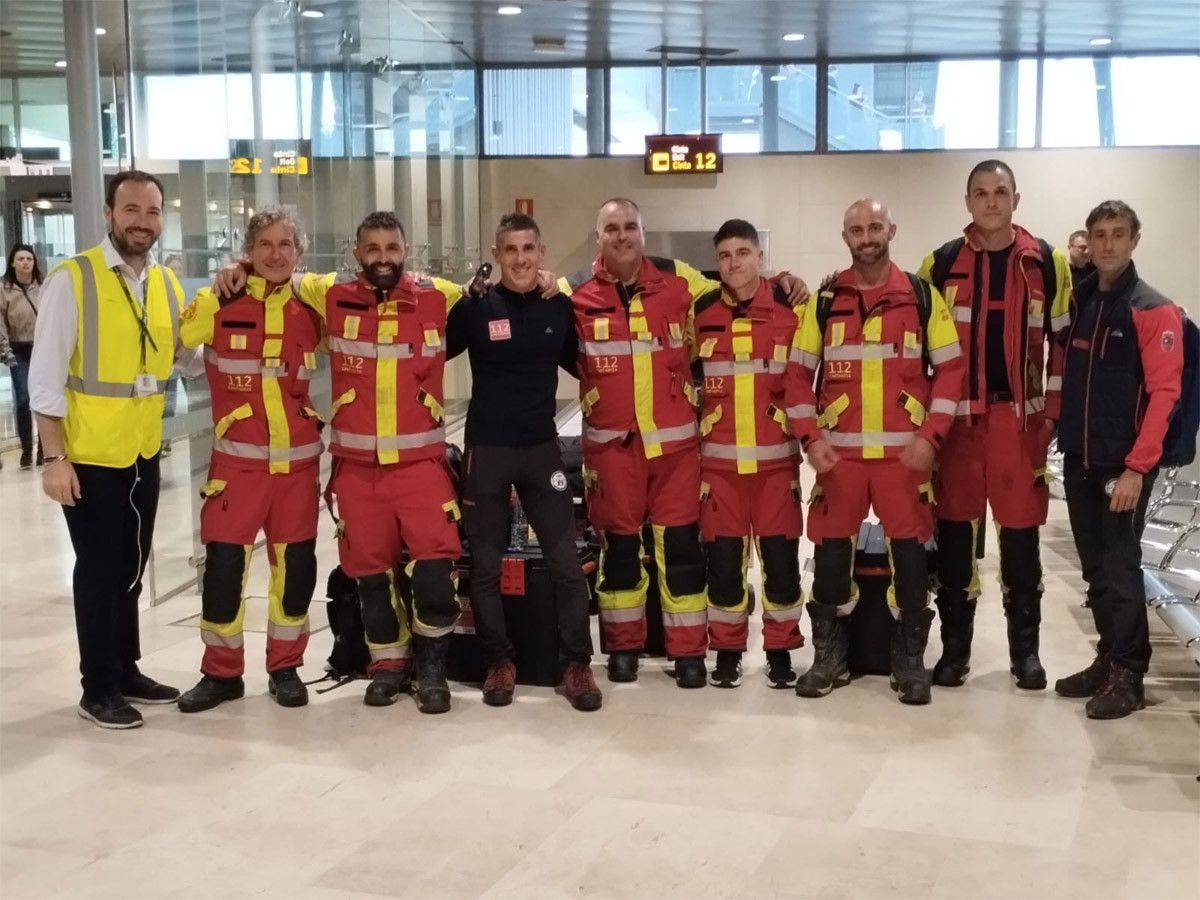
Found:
[330,388,356,418]
[1048,248,1072,333]
[898,391,926,426]
[260,287,293,473]
[627,297,661,457]
[860,314,885,458]
[699,404,723,437]
[730,320,758,474]
[418,388,444,423]
[673,259,720,303]
[924,285,961,360]
[296,271,337,319]
[581,386,599,417]
[817,393,850,429]
[214,403,253,438]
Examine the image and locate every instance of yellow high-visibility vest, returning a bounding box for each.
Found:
[59,245,182,467]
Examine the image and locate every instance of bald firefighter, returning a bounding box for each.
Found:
[558,198,806,687]
[787,200,965,705]
[693,219,804,689]
[178,207,323,712]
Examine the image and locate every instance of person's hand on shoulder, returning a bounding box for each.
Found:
[213,259,252,301]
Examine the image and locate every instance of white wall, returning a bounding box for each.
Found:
[479,148,1200,315]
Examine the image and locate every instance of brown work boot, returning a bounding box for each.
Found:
[482,659,517,707]
[562,661,603,711]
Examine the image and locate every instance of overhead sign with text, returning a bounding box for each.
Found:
[228,140,312,176]
[644,134,723,175]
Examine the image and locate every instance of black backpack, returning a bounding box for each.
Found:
[928,236,1057,307]
[1160,309,1199,468]
[321,566,370,683]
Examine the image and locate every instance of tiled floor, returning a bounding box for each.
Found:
[0,439,1197,900]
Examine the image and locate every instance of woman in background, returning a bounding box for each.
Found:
[0,244,44,469]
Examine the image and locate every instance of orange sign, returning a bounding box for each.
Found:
[515,198,534,216]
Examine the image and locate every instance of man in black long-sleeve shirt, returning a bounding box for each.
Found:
[446,212,601,711]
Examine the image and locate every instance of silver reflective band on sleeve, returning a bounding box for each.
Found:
[65,374,167,397]
[1045,375,1062,391]
[824,344,898,361]
[641,422,698,444]
[791,348,822,369]
[821,430,915,448]
[1027,313,1044,329]
[330,426,446,452]
[927,343,962,365]
[598,606,645,623]
[582,340,633,356]
[327,336,414,358]
[662,610,708,628]
[952,306,972,323]
[701,440,800,461]
[582,425,629,444]
[929,398,958,416]
[785,403,818,419]
[1050,312,1071,331]
[1023,397,1046,415]
[955,401,973,417]
[214,438,323,462]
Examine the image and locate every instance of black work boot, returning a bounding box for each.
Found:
[1004,593,1048,690]
[268,667,309,707]
[796,603,851,698]
[1085,662,1145,719]
[890,608,934,705]
[673,656,707,688]
[606,650,640,683]
[413,635,452,714]
[764,650,797,689]
[1055,654,1110,698]
[364,668,411,707]
[932,597,976,687]
[177,674,246,713]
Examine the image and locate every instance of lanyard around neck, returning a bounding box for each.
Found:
[112,266,159,365]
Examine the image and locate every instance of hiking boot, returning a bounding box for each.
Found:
[562,661,603,711]
[78,695,144,729]
[674,656,707,689]
[268,667,309,708]
[1005,592,1047,690]
[177,674,245,713]
[120,671,180,705]
[710,650,742,688]
[765,650,797,689]
[1085,662,1145,720]
[413,635,451,714]
[606,650,639,683]
[363,668,410,707]
[1055,654,1110,698]
[482,659,517,707]
[796,603,851,698]
[890,608,934,705]
[932,597,976,687]
[19,451,33,469]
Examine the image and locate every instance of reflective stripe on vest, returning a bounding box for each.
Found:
[330,425,446,452]
[821,430,915,448]
[701,440,799,462]
[929,398,958,416]
[701,359,786,377]
[581,336,663,357]
[825,343,898,362]
[581,420,697,447]
[203,346,289,377]
[791,347,821,369]
[213,438,323,463]
[951,306,972,323]
[69,255,180,398]
[328,336,414,358]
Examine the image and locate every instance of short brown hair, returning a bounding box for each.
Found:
[356,211,406,243]
[1086,200,1141,237]
[242,205,307,257]
[496,212,540,242]
[106,169,165,209]
[1068,229,1088,245]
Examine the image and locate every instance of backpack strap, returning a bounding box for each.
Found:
[906,272,933,335]
[1036,237,1058,309]
[929,238,965,295]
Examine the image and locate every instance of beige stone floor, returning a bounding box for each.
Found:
[0,440,1197,900]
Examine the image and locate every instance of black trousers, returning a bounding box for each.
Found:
[1063,454,1155,674]
[462,441,593,665]
[61,454,160,699]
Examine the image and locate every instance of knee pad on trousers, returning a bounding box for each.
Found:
[410,558,459,628]
[812,538,854,606]
[998,526,1041,594]
[600,532,643,591]
[759,535,801,607]
[661,522,705,597]
[888,537,929,612]
[202,542,248,624]
[357,572,400,644]
[935,520,976,591]
[705,537,746,608]
[280,538,317,618]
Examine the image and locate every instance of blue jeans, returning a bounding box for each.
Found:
[8,342,33,456]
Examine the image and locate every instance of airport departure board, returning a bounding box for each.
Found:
[644,134,723,175]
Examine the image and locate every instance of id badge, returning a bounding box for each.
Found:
[134,373,159,396]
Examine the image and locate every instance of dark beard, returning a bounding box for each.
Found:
[109,228,154,260]
[365,261,402,291]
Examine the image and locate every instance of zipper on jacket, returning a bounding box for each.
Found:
[1099,328,1111,360]
[1082,300,1104,469]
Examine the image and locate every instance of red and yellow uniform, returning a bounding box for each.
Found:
[297,271,463,676]
[180,278,323,679]
[692,278,804,652]
[559,255,714,660]
[786,264,963,614]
